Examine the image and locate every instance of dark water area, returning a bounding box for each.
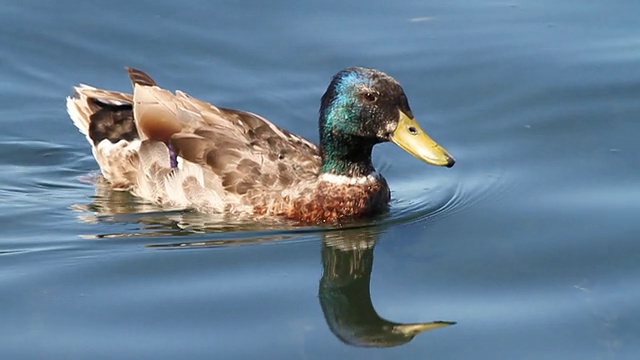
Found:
[1,1,639,359]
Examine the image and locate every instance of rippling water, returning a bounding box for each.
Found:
[1,1,639,359]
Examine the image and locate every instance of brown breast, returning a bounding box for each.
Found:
[283,178,391,223]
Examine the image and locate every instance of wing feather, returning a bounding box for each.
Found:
[70,67,322,213]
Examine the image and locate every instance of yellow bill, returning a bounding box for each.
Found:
[390,111,455,167]
[394,321,457,336]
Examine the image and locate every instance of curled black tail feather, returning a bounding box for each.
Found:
[126,67,158,87]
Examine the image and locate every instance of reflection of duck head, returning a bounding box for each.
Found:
[319,227,454,347]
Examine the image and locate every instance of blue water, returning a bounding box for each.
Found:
[1,1,640,359]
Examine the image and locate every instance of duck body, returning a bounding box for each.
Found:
[67,67,454,223]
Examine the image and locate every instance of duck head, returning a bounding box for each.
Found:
[319,67,455,177]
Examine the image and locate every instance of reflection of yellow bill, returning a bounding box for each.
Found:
[390,111,455,167]
[393,321,457,336]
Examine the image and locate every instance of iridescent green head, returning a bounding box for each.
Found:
[318,67,455,177]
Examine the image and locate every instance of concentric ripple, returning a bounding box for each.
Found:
[384,170,511,226]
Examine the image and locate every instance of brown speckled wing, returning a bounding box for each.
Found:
[126,71,321,199]
[169,106,321,198]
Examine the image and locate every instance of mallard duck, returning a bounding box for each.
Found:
[67,67,454,223]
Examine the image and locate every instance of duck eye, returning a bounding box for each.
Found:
[363,92,377,103]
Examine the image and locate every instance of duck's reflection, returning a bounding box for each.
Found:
[320,228,454,347]
[73,182,455,347]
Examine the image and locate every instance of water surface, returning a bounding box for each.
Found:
[1,1,639,359]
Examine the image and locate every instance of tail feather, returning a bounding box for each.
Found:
[126,67,158,87]
[66,71,147,189]
[66,67,226,211]
[66,85,98,140]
